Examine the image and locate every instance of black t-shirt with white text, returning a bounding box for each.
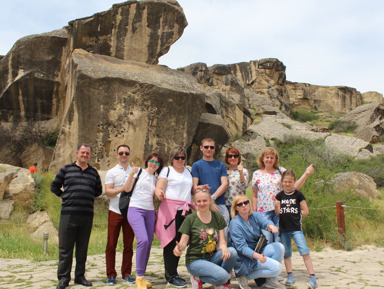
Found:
[275,190,306,232]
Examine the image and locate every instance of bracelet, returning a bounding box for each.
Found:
[129,172,134,176]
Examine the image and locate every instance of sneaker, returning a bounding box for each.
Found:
[236,276,251,289]
[214,283,233,289]
[106,277,117,285]
[122,275,135,283]
[168,276,187,288]
[263,278,286,289]
[190,276,203,289]
[307,279,317,289]
[136,276,147,289]
[285,276,295,286]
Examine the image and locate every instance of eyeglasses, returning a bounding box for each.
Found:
[149,159,160,166]
[174,156,186,160]
[118,152,130,156]
[228,154,239,159]
[203,146,215,150]
[236,200,250,207]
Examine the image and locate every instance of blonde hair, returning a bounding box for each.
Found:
[195,188,218,212]
[231,195,252,219]
[258,147,280,170]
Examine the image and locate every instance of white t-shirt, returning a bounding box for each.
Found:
[158,166,193,202]
[129,169,157,211]
[105,164,132,214]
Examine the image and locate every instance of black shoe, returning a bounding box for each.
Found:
[56,281,68,289]
[75,277,93,287]
[168,276,187,288]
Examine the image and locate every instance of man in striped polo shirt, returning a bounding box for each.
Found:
[51,144,102,289]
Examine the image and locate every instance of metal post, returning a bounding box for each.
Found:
[43,232,49,255]
[336,201,346,239]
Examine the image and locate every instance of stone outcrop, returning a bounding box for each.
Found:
[362,91,384,104]
[50,49,206,171]
[68,0,187,64]
[286,81,362,113]
[181,58,290,113]
[27,211,58,241]
[0,164,35,216]
[331,172,378,199]
[341,102,384,143]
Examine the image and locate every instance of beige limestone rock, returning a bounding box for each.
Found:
[362,91,384,104]
[69,0,187,64]
[50,49,206,171]
[286,81,362,113]
[0,164,35,212]
[332,172,378,199]
[27,211,58,241]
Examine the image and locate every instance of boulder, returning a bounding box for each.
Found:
[324,134,372,158]
[50,49,206,171]
[341,102,384,143]
[0,199,14,220]
[331,172,378,199]
[248,106,329,142]
[27,211,58,241]
[69,0,187,64]
[286,81,362,114]
[0,164,35,212]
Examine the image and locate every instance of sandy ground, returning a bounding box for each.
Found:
[0,245,383,289]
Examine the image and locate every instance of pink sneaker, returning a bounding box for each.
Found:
[215,283,233,289]
[190,276,203,289]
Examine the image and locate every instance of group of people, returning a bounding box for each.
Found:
[50,138,317,289]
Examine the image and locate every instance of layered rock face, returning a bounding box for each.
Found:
[363,91,384,104]
[69,0,187,64]
[286,81,362,113]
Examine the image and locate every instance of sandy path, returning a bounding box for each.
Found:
[0,245,383,288]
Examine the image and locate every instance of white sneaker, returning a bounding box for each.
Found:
[236,276,251,289]
[263,278,286,289]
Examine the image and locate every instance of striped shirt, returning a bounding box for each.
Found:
[51,162,102,216]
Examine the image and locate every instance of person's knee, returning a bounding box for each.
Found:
[228,247,238,259]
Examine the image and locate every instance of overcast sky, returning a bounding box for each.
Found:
[1,0,383,95]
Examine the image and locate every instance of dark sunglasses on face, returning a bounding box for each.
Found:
[149,159,160,166]
[174,156,186,160]
[228,154,239,159]
[203,146,215,150]
[236,200,250,207]
[118,151,130,156]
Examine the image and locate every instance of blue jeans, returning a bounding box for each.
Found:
[261,211,280,244]
[186,247,237,285]
[280,231,309,258]
[245,242,284,279]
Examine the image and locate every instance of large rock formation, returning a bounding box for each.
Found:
[286,81,362,113]
[362,91,384,104]
[341,102,384,143]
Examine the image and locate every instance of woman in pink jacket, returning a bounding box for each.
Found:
[155,146,195,288]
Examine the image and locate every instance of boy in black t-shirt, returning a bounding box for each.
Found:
[275,169,317,289]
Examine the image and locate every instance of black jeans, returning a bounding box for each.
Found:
[57,214,93,283]
[163,210,188,281]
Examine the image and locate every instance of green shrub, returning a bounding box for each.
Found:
[328,120,357,133]
[291,110,320,123]
[42,129,59,148]
[347,154,384,187]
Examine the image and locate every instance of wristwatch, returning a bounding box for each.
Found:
[212,195,216,201]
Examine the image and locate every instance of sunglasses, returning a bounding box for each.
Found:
[174,156,186,160]
[236,200,250,207]
[228,154,239,159]
[196,188,209,193]
[149,159,160,166]
[118,151,130,156]
[203,146,215,150]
